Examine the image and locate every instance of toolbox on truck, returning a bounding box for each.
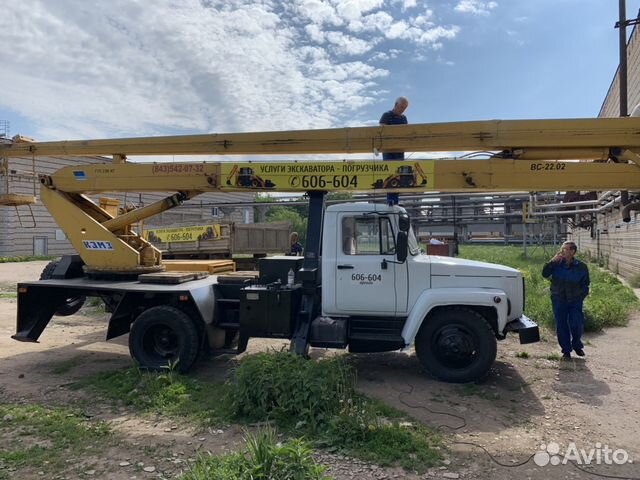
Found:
[239,284,301,338]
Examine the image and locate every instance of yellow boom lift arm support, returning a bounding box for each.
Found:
[3,118,640,274]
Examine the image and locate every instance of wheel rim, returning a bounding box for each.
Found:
[431,324,478,369]
[143,324,179,360]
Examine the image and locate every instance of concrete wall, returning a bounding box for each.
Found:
[571,209,640,278]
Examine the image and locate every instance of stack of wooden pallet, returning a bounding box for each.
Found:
[162,259,236,274]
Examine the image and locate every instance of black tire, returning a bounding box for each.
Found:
[40,260,86,316]
[128,305,200,373]
[415,307,497,383]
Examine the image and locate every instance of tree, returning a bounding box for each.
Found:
[265,206,307,246]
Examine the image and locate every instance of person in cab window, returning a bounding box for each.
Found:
[289,232,303,256]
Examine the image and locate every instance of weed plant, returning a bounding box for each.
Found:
[180,428,328,480]
[459,245,639,331]
[228,352,441,471]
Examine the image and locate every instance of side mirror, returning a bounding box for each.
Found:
[396,231,408,263]
[398,213,410,232]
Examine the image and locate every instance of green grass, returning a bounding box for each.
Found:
[545,353,561,361]
[180,429,328,480]
[229,352,442,472]
[0,404,110,477]
[178,429,328,480]
[75,353,442,473]
[72,366,232,427]
[0,255,57,263]
[0,293,16,299]
[458,245,639,331]
[629,274,640,289]
[515,351,530,359]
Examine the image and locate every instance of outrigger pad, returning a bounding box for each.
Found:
[13,285,72,342]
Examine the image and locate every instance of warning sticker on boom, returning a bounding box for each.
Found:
[220,160,435,192]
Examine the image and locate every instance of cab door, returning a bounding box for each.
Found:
[334,214,398,314]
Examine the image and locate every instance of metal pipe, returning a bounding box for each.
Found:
[529,198,619,216]
[622,200,640,222]
[598,190,615,202]
[532,190,616,209]
[535,199,605,209]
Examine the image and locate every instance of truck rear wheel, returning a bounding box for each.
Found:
[129,306,200,373]
[40,260,86,316]
[415,307,497,383]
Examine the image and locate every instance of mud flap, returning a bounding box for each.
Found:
[504,315,540,344]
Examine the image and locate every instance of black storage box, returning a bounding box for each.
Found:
[239,285,301,338]
[258,256,304,285]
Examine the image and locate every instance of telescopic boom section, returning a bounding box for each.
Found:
[3,117,640,158]
[3,118,640,273]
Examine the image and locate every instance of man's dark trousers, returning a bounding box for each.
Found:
[552,297,584,354]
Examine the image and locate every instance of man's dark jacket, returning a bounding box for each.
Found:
[542,258,590,303]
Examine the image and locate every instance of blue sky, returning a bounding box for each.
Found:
[0,0,637,141]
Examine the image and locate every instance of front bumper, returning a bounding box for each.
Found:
[504,315,540,344]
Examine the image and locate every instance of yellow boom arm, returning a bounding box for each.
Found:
[3,117,640,273]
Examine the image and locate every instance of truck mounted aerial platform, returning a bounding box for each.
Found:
[2,118,640,382]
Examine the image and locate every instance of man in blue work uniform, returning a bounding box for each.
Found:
[379,96,409,206]
[542,241,590,359]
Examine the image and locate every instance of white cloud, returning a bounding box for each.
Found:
[0,0,466,140]
[333,0,384,21]
[305,24,326,43]
[325,31,376,55]
[454,0,498,16]
[391,0,417,10]
[292,0,343,26]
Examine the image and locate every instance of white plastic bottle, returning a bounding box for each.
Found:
[287,268,295,287]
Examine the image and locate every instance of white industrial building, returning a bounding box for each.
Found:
[571,26,640,279]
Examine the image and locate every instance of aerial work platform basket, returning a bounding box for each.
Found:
[0,150,37,226]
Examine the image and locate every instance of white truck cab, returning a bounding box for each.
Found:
[319,203,537,382]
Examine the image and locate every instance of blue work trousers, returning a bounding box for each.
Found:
[551,298,585,354]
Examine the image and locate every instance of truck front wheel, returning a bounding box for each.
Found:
[415,307,497,383]
[129,306,200,373]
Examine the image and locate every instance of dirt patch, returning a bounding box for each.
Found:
[0,261,639,479]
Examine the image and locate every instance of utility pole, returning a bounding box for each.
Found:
[618,0,628,117]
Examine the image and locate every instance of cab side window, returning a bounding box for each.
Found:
[342,216,395,255]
